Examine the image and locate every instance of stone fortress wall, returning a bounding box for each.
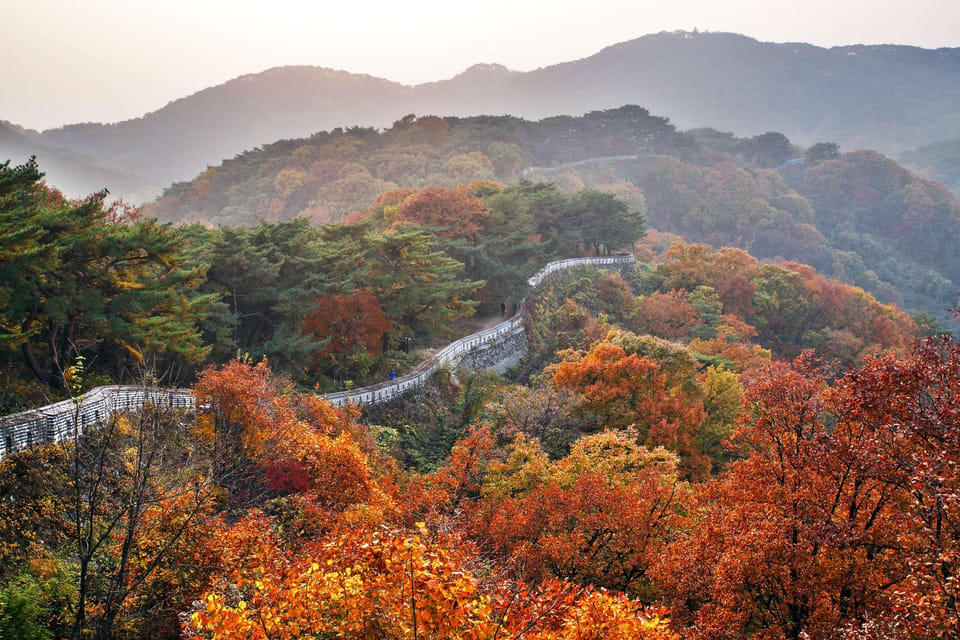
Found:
[0,254,635,459]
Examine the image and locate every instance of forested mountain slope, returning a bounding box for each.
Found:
[900,137,960,194]
[5,31,960,200]
[3,151,955,640]
[145,108,960,330]
[0,120,159,201]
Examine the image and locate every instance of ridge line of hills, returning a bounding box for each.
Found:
[4,30,960,202]
[140,103,960,334]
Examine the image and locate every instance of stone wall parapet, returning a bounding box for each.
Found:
[0,254,635,458]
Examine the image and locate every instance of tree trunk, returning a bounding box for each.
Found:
[22,342,59,388]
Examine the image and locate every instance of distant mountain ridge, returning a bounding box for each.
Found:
[900,137,960,194]
[0,120,158,201]
[4,31,960,201]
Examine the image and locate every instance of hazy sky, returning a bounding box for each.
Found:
[3,0,958,131]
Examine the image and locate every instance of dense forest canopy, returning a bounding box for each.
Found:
[0,158,211,397]
[0,157,645,408]
[2,80,960,637]
[0,256,953,638]
[146,107,960,330]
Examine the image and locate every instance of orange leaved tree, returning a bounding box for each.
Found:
[300,289,392,381]
[193,358,380,511]
[188,521,678,640]
[550,335,709,478]
[655,341,960,638]
[472,431,686,599]
[393,186,489,240]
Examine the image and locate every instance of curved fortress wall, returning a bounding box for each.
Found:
[0,255,635,459]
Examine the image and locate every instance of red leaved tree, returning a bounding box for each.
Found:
[655,341,960,638]
[300,289,392,380]
[550,339,709,478]
[394,186,489,240]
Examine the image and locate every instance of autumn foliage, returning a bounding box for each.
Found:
[471,431,686,597]
[302,289,391,358]
[300,288,392,380]
[188,522,676,640]
[178,359,681,639]
[0,214,950,640]
[10,120,960,640]
[393,185,489,239]
[550,333,711,478]
[192,358,382,513]
[189,524,496,640]
[9,330,960,640]
[170,256,960,640]
[641,240,920,363]
[635,290,698,339]
[655,338,960,638]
